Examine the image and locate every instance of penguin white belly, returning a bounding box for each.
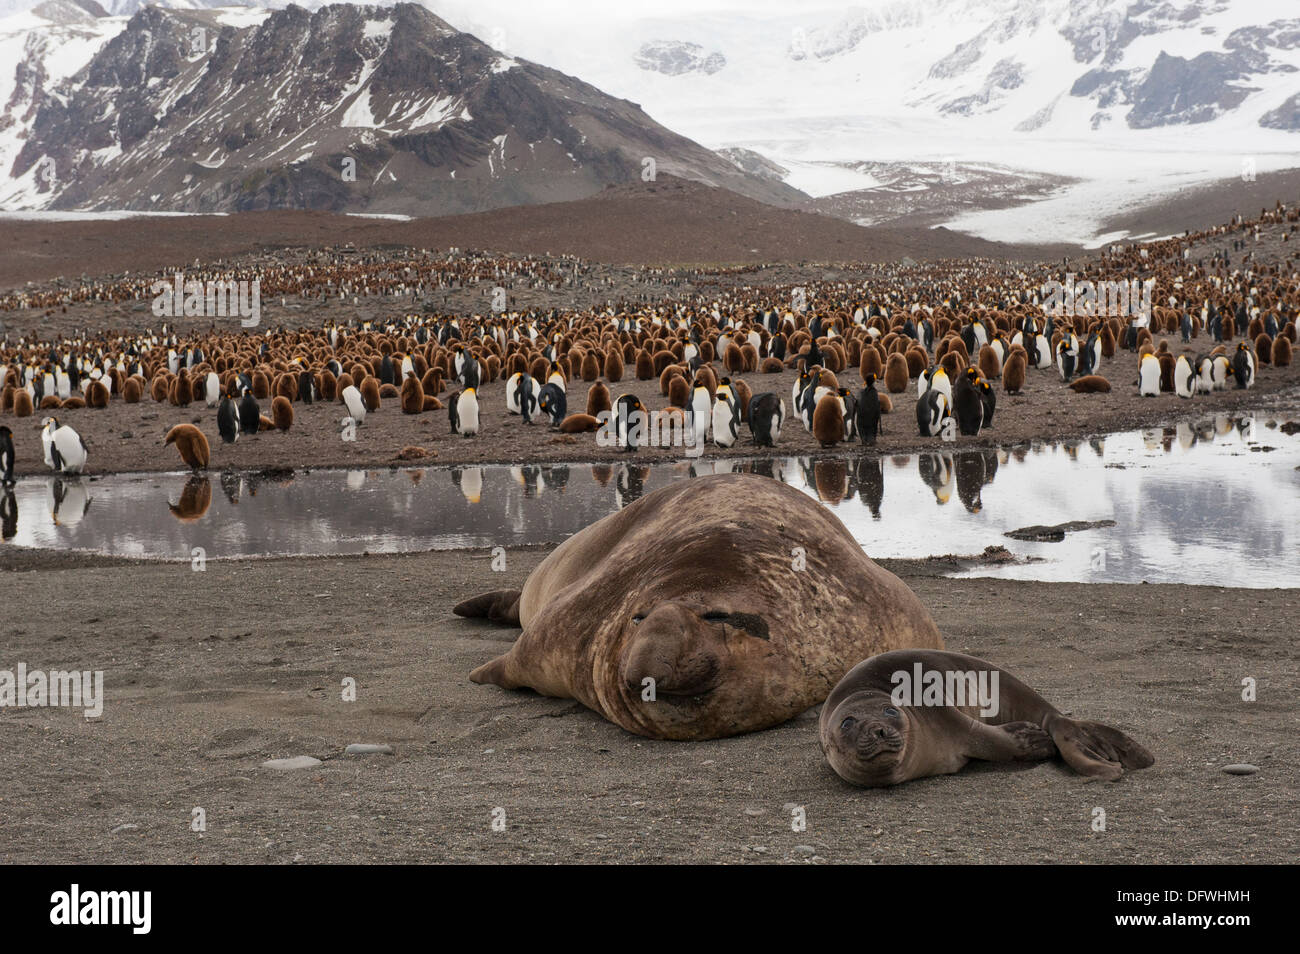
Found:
[1138,358,1161,396]
[691,390,712,446]
[1174,357,1195,398]
[711,402,736,447]
[458,392,480,434]
[52,426,87,473]
[342,386,367,424]
[505,373,523,414]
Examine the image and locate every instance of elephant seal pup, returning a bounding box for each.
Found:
[455,473,943,740]
[820,649,1154,786]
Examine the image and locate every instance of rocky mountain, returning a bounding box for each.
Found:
[4,0,1299,244]
[0,2,806,213]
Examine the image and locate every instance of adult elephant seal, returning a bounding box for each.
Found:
[820,649,1154,786]
[455,473,942,740]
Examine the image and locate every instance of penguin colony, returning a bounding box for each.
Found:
[1,202,1298,474]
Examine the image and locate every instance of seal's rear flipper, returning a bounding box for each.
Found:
[469,654,517,689]
[1044,714,1154,780]
[453,589,522,625]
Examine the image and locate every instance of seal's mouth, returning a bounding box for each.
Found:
[650,688,713,706]
[855,727,903,760]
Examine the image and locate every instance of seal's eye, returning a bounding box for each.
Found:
[631,614,645,624]
[883,706,900,717]
[839,717,856,731]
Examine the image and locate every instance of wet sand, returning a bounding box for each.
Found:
[1,547,1294,864]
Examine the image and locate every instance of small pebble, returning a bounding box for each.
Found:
[344,743,394,755]
[110,823,138,834]
[262,756,322,770]
[792,845,816,857]
[1222,763,1259,775]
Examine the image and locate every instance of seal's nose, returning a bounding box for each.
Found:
[622,608,689,691]
[621,603,712,696]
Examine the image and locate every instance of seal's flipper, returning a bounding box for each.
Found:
[998,720,1057,761]
[469,654,512,687]
[453,589,522,625]
[1044,714,1154,780]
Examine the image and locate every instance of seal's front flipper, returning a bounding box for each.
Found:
[960,716,1055,763]
[453,589,522,625]
[1044,714,1154,780]
[999,721,1057,761]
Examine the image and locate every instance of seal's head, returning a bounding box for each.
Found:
[819,689,912,787]
[615,597,784,740]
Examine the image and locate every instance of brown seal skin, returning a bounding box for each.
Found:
[820,649,1155,787]
[455,473,943,740]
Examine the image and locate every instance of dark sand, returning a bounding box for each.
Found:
[0,547,1294,864]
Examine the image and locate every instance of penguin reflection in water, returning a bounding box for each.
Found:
[1,487,16,540]
[168,477,212,522]
[47,476,92,527]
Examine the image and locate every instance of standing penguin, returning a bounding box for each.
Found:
[712,394,739,447]
[217,384,240,444]
[689,382,712,449]
[42,417,88,474]
[1174,355,1196,398]
[515,373,538,424]
[0,425,14,485]
[978,377,996,428]
[164,423,210,471]
[205,371,221,408]
[953,368,984,436]
[537,381,566,427]
[614,394,647,451]
[341,384,367,425]
[856,374,882,445]
[449,387,480,436]
[916,389,950,437]
[1137,353,1161,396]
[927,366,953,407]
[747,393,785,447]
[238,388,261,434]
[811,391,844,447]
[836,387,858,441]
[712,380,739,448]
[1231,343,1256,388]
[1056,339,1076,381]
[297,369,317,404]
[1077,332,1100,376]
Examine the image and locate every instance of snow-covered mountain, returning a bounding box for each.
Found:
[0,1,803,213]
[2,0,1299,242]
[433,0,1300,244]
